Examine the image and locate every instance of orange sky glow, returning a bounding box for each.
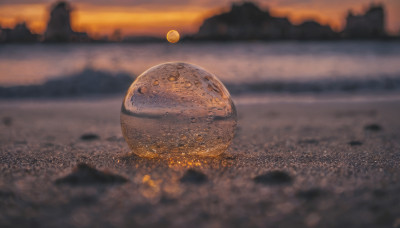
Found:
[0,1,399,37]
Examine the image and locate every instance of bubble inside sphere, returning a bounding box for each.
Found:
[121,62,237,157]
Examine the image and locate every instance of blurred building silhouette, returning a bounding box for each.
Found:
[0,23,39,43]
[196,2,288,40]
[0,1,395,43]
[44,1,89,42]
[289,21,337,40]
[195,2,337,40]
[343,4,386,39]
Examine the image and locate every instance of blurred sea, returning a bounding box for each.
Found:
[1,41,400,97]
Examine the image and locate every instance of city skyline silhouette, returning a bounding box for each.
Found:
[0,0,399,38]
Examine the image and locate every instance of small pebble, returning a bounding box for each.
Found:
[0,190,16,199]
[2,117,12,126]
[80,134,99,140]
[296,188,326,200]
[348,141,363,146]
[180,169,207,184]
[372,189,386,198]
[254,171,293,185]
[160,195,177,204]
[55,163,127,185]
[364,124,382,131]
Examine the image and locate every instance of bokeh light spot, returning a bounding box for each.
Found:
[166,30,180,43]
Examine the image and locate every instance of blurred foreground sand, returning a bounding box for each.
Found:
[0,97,399,227]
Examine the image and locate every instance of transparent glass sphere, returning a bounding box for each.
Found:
[121,62,237,158]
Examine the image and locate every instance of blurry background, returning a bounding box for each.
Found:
[0,0,399,98]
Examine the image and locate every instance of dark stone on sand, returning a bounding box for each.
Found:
[130,204,152,215]
[349,141,363,146]
[375,211,395,226]
[160,195,177,204]
[296,188,326,200]
[2,117,12,126]
[364,124,382,131]
[180,169,208,184]
[80,133,99,141]
[372,189,386,198]
[254,171,293,185]
[55,163,127,186]
[0,190,16,199]
[70,195,98,205]
[225,155,237,160]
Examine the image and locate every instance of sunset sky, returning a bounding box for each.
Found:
[0,0,399,37]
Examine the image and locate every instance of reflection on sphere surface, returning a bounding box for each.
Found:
[121,62,237,157]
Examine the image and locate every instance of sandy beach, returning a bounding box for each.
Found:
[1,0,400,226]
[1,97,399,227]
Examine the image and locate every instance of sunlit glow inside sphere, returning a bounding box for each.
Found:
[166,30,180,43]
[121,62,237,158]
